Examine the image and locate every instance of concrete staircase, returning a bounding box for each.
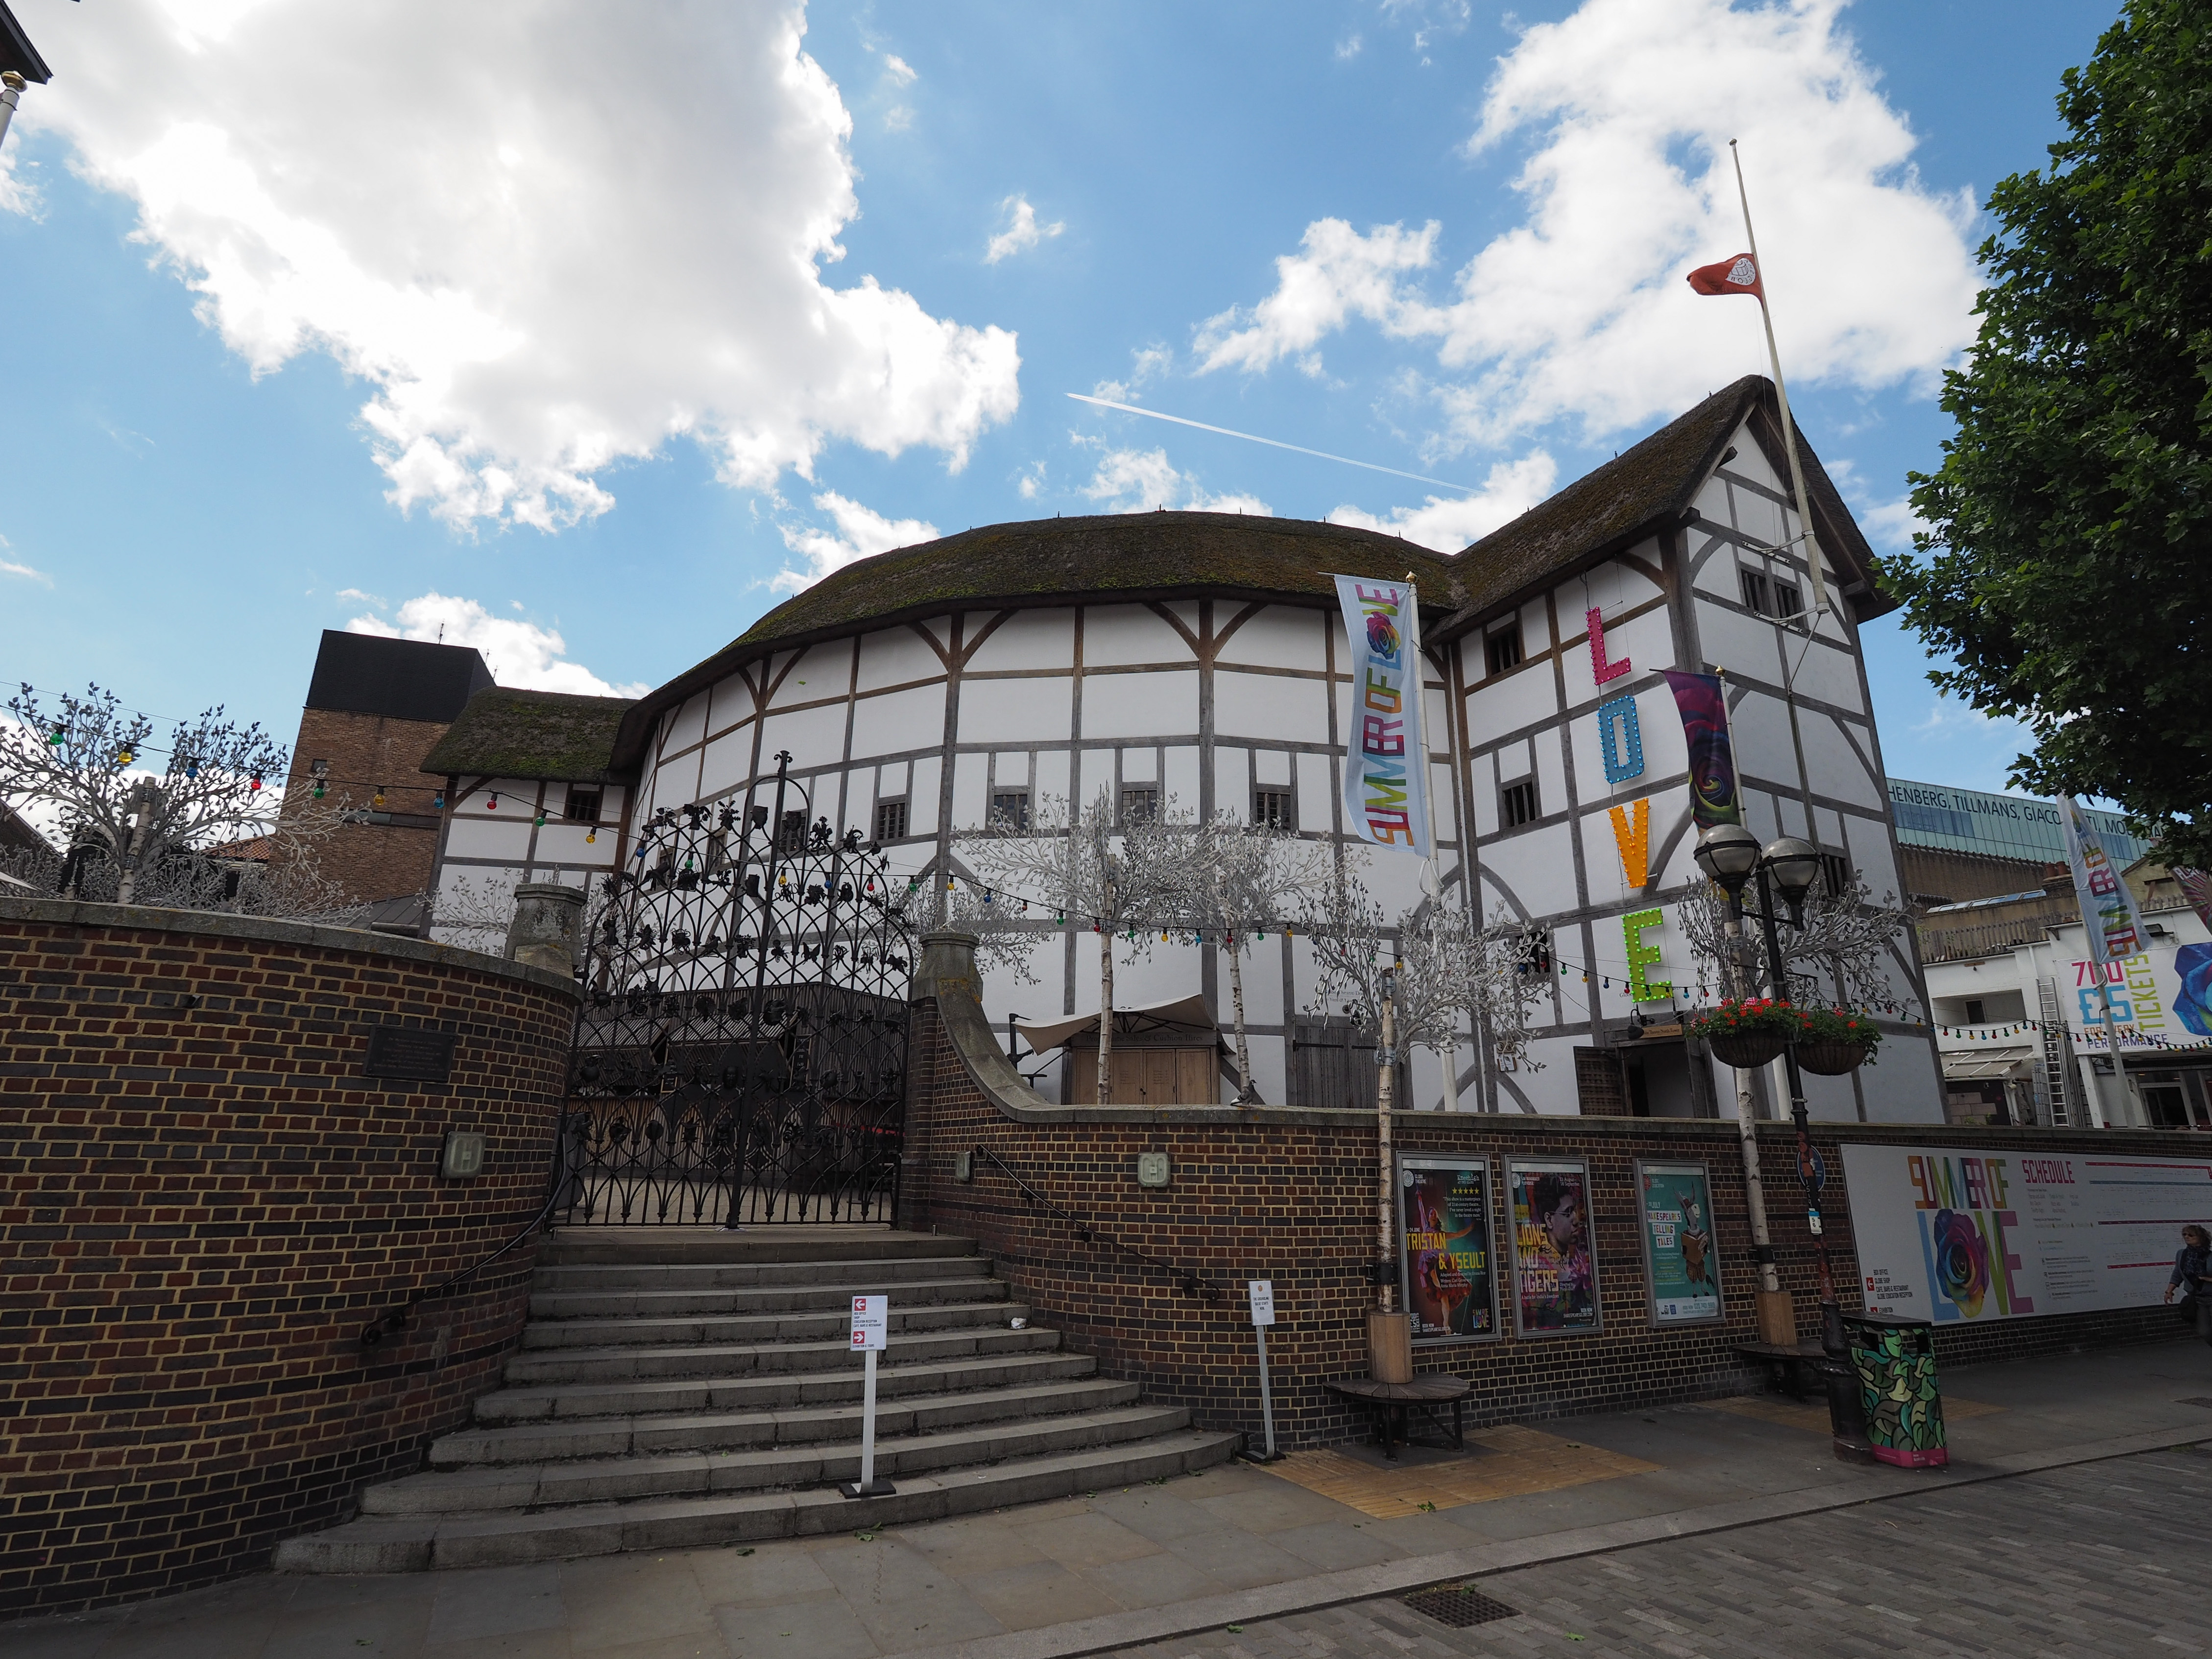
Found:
[277,1228,1237,1573]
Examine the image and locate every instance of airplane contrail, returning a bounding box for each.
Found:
[1065,392,1474,493]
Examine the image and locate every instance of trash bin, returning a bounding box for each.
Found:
[1843,1314,1946,1468]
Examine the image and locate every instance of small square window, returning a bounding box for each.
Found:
[1120,787,1158,826]
[990,790,1031,831]
[1486,624,1524,677]
[1253,789,1295,831]
[874,799,909,842]
[777,809,809,854]
[1501,777,1538,829]
[1965,998,1986,1025]
[564,789,602,824]
[1738,566,1772,615]
[1774,579,1803,618]
[1820,852,1852,896]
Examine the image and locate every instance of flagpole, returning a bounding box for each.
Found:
[1728,140,1834,620]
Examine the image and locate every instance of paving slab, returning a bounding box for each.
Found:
[12,1340,2211,1659]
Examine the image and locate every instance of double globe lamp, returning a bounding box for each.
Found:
[1692,822,1875,1462]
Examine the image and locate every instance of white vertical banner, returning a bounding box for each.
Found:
[2059,796,2145,963]
[1331,574,1431,859]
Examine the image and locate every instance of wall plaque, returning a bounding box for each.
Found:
[364,1026,457,1083]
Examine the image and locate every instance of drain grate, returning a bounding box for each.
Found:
[1402,1585,1518,1629]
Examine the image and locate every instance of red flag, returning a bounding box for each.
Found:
[1686,253,1764,301]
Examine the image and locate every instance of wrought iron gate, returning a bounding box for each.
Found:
[556,753,916,1226]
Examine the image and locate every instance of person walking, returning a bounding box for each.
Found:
[2165,1224,2212,1338]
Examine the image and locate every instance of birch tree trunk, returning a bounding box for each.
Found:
[1374,988,1397,1313]
[1097,920,1115,1105]
[1226,937,1254,1102]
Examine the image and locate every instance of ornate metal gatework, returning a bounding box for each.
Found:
[558,753,916,1226]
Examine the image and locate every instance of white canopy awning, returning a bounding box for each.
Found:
[1016,994,1221,1053]
[1941,1045,2035,1080]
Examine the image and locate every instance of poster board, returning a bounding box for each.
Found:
[1841,1142,2212,1323]
[1635,1159,1724,1325]
[1507,1157,1602,1337]
[1396,1158,1500,1343]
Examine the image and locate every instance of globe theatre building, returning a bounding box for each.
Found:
[422,377,1944,1123]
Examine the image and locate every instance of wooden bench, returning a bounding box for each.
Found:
[1325,1375,1471,1461]
[1734,1340,1832,1400]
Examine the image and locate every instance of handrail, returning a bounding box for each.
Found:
[358,1120,575,1348]
[967,1145,1227,1300]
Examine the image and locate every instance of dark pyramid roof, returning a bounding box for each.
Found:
[611,512,1463,769]
[422,687,637,784]
[1440,374,1891,637]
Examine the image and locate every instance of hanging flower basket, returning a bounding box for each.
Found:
[1795,1040,1871,1076]
[1688,998,1800,1069]
[1706,1031,1790,1069]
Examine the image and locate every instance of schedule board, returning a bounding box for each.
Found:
[1842,1143,2212,1324]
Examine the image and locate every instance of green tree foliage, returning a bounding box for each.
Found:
[1881,0,2212,864]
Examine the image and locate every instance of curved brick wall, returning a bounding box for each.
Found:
[0,899,577,1617]
[898,935,2197,1449]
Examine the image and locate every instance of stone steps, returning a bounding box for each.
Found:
[435,1376,1146,1465]
[517,1297,1023,1350]
[527,1272,1005,1321]
[501,1323,1066,1387]
[475,1348,1099,1423]
[376,1399,1179,1511]
[275,1430,1235,1574]
[275,1226,1238,1572]
[531,1253,996,1294]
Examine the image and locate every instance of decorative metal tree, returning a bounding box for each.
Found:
[1297,853,1546,1106]
[1,682,294,909]
[1176,814,1331,1102]
[958,789,1201,1103]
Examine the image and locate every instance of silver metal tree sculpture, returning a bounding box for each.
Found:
[959,789,1200,1104]
[1678,871,1914,1012]
[1,682,295,909]
[1297,853,1546,1107]
[1178,813,1330,1103]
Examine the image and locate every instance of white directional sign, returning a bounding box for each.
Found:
[1247,1280,1276,1327]
[850,1295,887,1350]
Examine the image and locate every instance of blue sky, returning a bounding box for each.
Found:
[0,0,2118,793]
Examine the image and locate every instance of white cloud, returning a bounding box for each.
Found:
[1335,33,1364,61]
[1196,219,1439,375]
[881,53,917,86]
[1197,0,1978,449]
[1079,447,1271,517]
[985,195,1066,265]
[774,491,940,592]
[1327,453,1560,552]
[346,594,646,697]
[335,586,385,605]
[1015,460,1047,500]
[1088,343,1172,407]
[20,1,1020,530]
[0,533,51,586]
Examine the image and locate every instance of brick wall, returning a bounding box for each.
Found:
[898,937,2192,1452]
[0,898,577,1617]
[281,707,451,904]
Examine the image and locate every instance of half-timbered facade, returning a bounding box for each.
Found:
[429,377,1944,1121]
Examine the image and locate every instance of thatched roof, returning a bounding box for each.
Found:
[612,512,1462,769]
[422,687,637,784]
[605,378,1890,772]
[1439,375,1893,638]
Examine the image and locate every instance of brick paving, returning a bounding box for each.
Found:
[1112,1447,2212,1658]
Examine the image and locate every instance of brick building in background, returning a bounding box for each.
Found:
[280,632,493,916]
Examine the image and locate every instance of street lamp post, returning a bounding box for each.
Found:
[1695,824,1873,1464]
